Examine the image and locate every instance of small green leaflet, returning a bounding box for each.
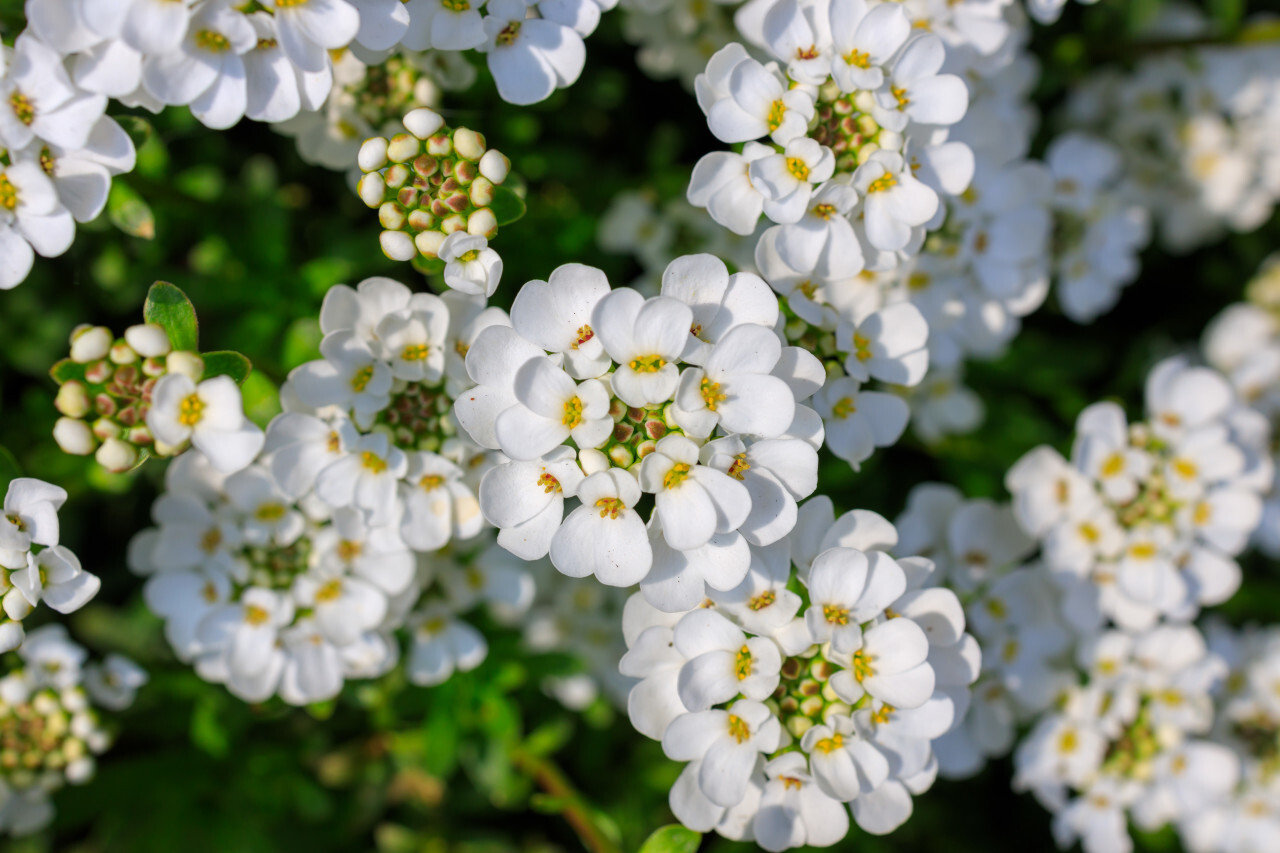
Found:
[144,281,200,353]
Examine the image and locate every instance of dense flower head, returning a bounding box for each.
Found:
[618,501,977,848]
[0,479,101,654]
[0,625,143,837]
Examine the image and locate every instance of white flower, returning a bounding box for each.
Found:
[404,0,487,50]
[11,546,101,615]
[853,150,939,252]
[147,374,265,473]
[703,436,818,548]
[261,0,359,75]
[439,232,503,297]
[479,447,585,560]
[812,376,909,469]
[672,608,781,712]
[672,325,796,439]
[0,33,107,151]
[640,434,750,552]
[314,432,408,523]
[799,716,890,801]
[659,253,780,366]
[290,331,393,426]
[688,143,773,236]
[804,547,905,653]
[829,0,909,93]
[141,1,256,129]
[873,34,969,132]
[375,292,449,382]
[510,262,612,379]
[481,0,586,105]
[0,160,75,289]
[593,290,691,407]
[84,654,148,711]
[550,469,652,586]
[705,54,815,145]
[398,451,483,552]
[838,303,929,386]
[1,478,66,556]
[662,699,782,807]
[493,357,613,460]
[293,566,387,647]
[749,138,836,224]
[196,587,294,698]
[408,605,487,685]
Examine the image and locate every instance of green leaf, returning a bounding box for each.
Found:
[637,825,701,853]
[523,718,574,758]
[0,446,21,493]
[200,350,252,385]
[490,184,527,226]
[145,281,199,353]
[1208,0,1243,34]
[107,180,155,239]
[114,115,153,150]
[410,254,445,277]
[49,358,87,384]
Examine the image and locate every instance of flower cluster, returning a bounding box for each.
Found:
[0,625,144,837]
[0,31,135,290]
[1064,13,1280,254]
[1006,356,1270,633]
[1202,260,1280,558]
[0,479,100,654]
[619,500,977,849]
[356,107,510,280]
[50,316,263,475]
[455,252,823,607]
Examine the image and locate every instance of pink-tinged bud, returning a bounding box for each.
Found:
[166,351,204,381]
[440,176,461,195]
[357,172,385,207]
[386,133,420,164]
[608,445,633,468]
[117,404,139,427]
[452,128,486,162]
[634,439,657,459]
[445,192,469,213]
[55,382,91,418]
[141,356,167,378]
[430,198,451,218]
[69,326,112,363]
[479,150,510,185]
[94,394,118,418]
[613,423,635,443]
[95,438,138,473]
[92,418,122,441]
[357,136,388,172]
[453,159,477,185]
[426,132,452,157]
[381,231,417,262]
[413,231,446,259]
[84,360,112,384]
[396,187,419,208]
[124,323,171,358]
[645,419,667,440]
[469,177,494,208]
[412,155,438,179]
[439,214,466,235]
[467,208,498,238]
[379,202,407,231]
[384,163,411,190]
[109,340,137,365]
[406,209,435,232]
[126,424,153,446]
[53,418,96,456]
[403,108,445,140]
[152,439,182,458]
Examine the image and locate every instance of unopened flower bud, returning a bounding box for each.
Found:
[108,341,137,365]
[386,132,421,164]
[452,127,487,161]
[141,356,167,377]
[453,159,478,185]
[92,417,121,441]
[854,90,876,113]
[53,418,96,456]
[357,172,385,208]
[384,163,410,190]
[426,132,452,157]
[126,424,153,446]
[152,438,182,458]
[70,326,112,363]
[124,323,172,358]
[407,209,435,232]
[55,381,91,418]
[166,351,204,381]
[413,230,446,259]
[878,130,903,152]
[84,360,112,384]
[578,448,609,476]
[379,202,407,231]
[357,136,388,172]
[467,208,498,238]
[469,177,495,208]
[479,150,510,184]
[381,231,417,262]
[95,438,137,472]
[439,214,466,235]
[403,108,445,140]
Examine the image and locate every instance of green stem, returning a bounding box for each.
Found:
[511,748,621,853]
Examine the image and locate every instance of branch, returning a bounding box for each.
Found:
[511,747,621,853]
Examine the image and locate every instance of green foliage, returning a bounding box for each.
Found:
[637,825,702,853]
[144,281,200,352]
[200,351,253,385]
[0,445,20,493]
[108,180,156,240]
[491,184,529,227]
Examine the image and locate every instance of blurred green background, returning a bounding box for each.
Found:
[0,2,1278,851]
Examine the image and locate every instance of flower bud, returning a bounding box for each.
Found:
[386,132,421,164]
[453,159,478,185]
[95,438,137,472]
[69,326,112,363]
[406,209,435,232]
[467,208,498,238]
[439,214,466,235]
[426,132,452,157]
[142,356,167,377]
[53,418,96,456]
[357,136,389,172]
[452,127,487,161]
[166,351,204,381]
[124,323,172,358]
[379,202,407,231]
[479,150,510,184]
[55,381,91,418]
[854,90,876,113]
[381,231,417,262]
[126,424,153,446]
[413,230,446,259]
[109,341,138,365]
[469,177,494,208]
[578,448,609,476]
[92,417,121,441]
[152,438,182,458]
[84,360,112,384]
[412,155,438,179]
[94,393,117,417]
[357,172,386,208]
[878,130,903,152]
[403,108,445,140]
[384,163,411,190]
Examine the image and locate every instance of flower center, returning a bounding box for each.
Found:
[255,503,286,522]
[337,540,362,561]
[563,395,584,429]
[844,49,871,69]
[419,474,444,491]
[766,99,786,132]
[663,462,692,490]
[852,331,872,362]
[811,203,837,220]
[851,650,874,682]
[595,497,626,519]
[200,527,222,554]
[195,30,231,52]
[572,324,594,349]
[401,343,432,362]
[442,0,470,9]
[786,157,810,181]
[351,365,375,392]
[813,733,844,753]
[891,85,910,110]
[537,472,561,493]
[178,393,206,427]
[822,604,849,625]
[315,579,343,602]
[496,21,521,45]
[244,604,270,626]
[727,454,750,481]
[628,354,666,373]
[700,378,727,411]
[734,645,753,680]
[726,713,750,744]
[0,175,16,211]
[1100,452,1125,477]
[361,451,388,473]
[8,91,34,126]
[867,173,897,193]
[832,396,856,419]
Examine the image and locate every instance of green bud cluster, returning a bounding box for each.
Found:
[1099,703,1161,780]
[244,538,314,592]
[0,685,100,788]
[49,323,202,473]
[811,82,897,174]
[769,648,856,743]
[375,380,456,452]
[357,108,512,263]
